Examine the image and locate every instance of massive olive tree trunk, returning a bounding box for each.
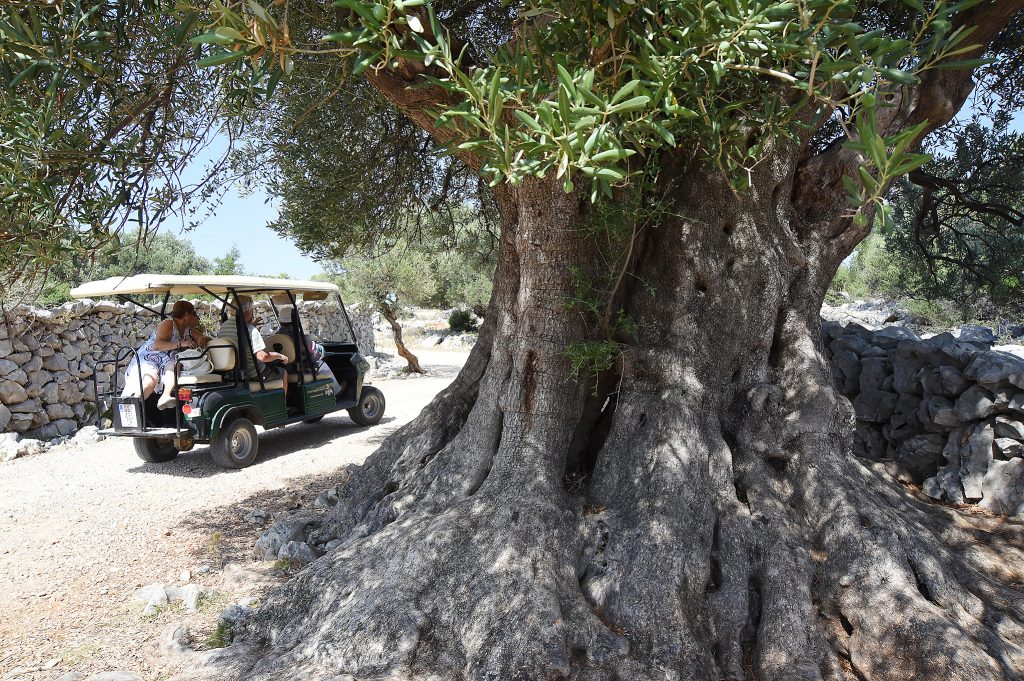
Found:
[187,6,1024,678]
[200,144,1024,680]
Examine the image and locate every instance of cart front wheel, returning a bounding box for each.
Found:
[134,438,179,463]
[348,386,385,426]
[211,417,259,469]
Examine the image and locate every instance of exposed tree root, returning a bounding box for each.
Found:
[225,487,631,680]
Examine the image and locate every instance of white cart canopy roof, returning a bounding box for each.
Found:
[70,274,338,300]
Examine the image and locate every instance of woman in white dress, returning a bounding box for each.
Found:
[122,300,209,405]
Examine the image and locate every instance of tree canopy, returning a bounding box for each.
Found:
[4,1,1022,284]
[888,112,1024,312]
[0,1,239,286]
[4,230,245,306]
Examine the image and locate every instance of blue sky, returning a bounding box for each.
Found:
[178,184,322,280]
[171,138,322,280]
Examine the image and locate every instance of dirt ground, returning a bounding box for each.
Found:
[0,347,468,681]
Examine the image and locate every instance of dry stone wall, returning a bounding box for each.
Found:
[0,299,373,440]
[823,321,1024,517]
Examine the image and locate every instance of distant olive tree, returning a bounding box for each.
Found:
[830,114,1024,326]
[328,243,438,373]
[212,245,247,276]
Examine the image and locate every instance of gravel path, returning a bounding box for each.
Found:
[0,349,468,681]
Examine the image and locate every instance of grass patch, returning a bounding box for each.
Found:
[61,642,102,667]
[205,621,234,649]
[206,531,224,560]
[197,590,232,614]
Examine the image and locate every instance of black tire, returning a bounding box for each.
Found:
[348,386,385,426]
[304,415,325,424]
[210,417,259,469]
[134,438,179,463]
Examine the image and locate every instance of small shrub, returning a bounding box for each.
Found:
[903,298,960,330]
[62,643,101,667]
[197,590,231,614]
[566,340,620,379]
[824,288,849,306]
[448,309,478,333]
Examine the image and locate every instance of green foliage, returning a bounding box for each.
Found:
[831,113,1024,325]
[328,241,439,313]
[36,282,75,308]
[8,230,233,305]
[423,215,498,311]
[213,246,246,275]
[560,190,653,381]
[238,74,495,258]
[431,259,493,313]
[565,307,637,387]
[901,298,962,329]
[301,0,976,212]
[886,114,1024,317]
[205,621,233,649]
[219,4,498,259]
[566,339,621,379]
[447,309,478,333]
[5,0,1021,326]
[88,232,213,281]
[321,209,497,314]
[828,230,903,301]
[0,1,231,282]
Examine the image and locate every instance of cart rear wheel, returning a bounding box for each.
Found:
[134,438,179,463]
[211,417,259,469]
[348,386,385,426]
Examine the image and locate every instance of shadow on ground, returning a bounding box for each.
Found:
[375,361,465,382]
[125,415,397,479]
[175,464,355,567]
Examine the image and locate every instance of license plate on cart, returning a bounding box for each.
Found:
[116,402,140,429]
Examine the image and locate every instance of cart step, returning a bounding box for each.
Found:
[99,427,184,437]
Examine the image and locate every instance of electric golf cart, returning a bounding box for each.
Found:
[69,275,384,469]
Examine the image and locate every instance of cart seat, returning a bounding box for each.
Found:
[175,338,238,386]
[248,379,285,391]
[287,373,319,383]
[265,334,297,363]
[207,337,238,371]
[178,373,225,385]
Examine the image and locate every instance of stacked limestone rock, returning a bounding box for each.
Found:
[0,298,374,442]
[823,321,1024,516]
[0,300,141,441]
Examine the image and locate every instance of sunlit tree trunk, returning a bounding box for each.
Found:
[204,158,1024,680]
[191,5,1024,678]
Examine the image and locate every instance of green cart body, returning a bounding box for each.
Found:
[71,274,385,468]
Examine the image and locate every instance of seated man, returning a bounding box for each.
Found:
[217,296,289,394]
[276,304,343,396]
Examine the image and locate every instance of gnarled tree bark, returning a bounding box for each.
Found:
[198,162,1024,681]
[194,5,1024,680]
